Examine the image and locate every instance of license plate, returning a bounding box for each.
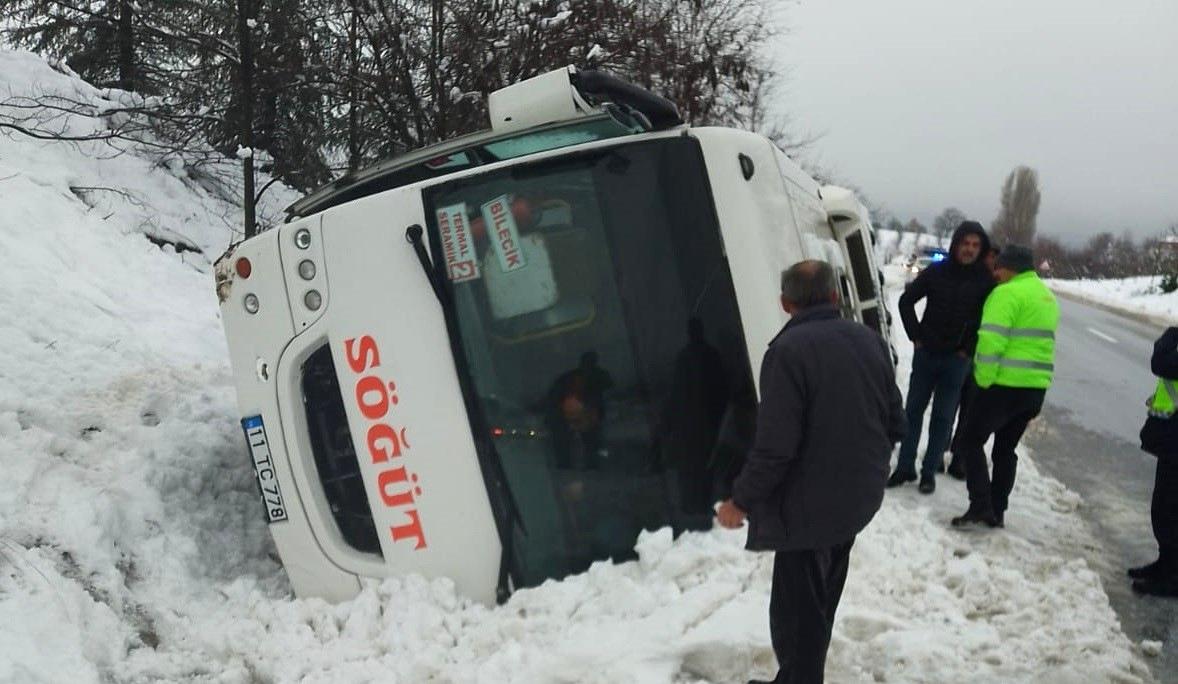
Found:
[241,415,289,523]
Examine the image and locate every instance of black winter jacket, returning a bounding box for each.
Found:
[732,305,906,551]
[1141,327,1178,457]
[899,225,994,354]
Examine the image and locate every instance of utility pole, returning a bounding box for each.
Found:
[238,0,257,238]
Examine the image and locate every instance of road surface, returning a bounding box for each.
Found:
[1026,293,1174,679]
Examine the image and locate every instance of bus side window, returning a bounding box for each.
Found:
[843,230,877,303]
[837,272,856,320]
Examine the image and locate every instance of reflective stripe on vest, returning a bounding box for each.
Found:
[1152,378,1178,413]
[978,323,1056,340]
[975,355,1055,372]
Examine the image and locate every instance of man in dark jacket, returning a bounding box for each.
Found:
[1130,326,1178,597]
[888,221,993,493]
[716,260,905,684]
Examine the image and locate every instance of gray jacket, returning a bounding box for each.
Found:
[732,305,905,551]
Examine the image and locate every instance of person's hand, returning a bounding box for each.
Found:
[913,340,923,349]
[957,350,969,359]
[715,499,746,529]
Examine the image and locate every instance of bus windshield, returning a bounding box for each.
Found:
[423,137,756,587]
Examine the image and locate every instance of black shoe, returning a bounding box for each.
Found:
[937,460,946,474]
[951,507,1000,528]
[946,459,966,481]
[918,474,936,494]
[1131,576,1178,598]
[1128,560,1168,580]
[992,511,1005,528]
[886,470,917,488]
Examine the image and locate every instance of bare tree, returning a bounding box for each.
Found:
[1159,223,1178,292]
[1110,231,1142,276]
[3,0,796,240]
[933,207,967,241]
[1035,227,1175,282]
[991,166,1041,246]
[1,0,152,92]
[1033,235,1071,277]
[1080,232,1116,277]
[314,0,797,172]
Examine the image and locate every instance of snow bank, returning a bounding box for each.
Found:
[0,49,295,256]
[0,49,1152,683]
[1047,276,1178,324]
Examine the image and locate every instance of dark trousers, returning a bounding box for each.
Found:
[948,374,978,461]
[1153,456,1178,568]
[768,540,854,684]
[958,386,1046,514]
[896,348,971,477]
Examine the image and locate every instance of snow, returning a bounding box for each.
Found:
[0,48,1156,683]
[875,229,951,265]
[0,50,292,254]
[540,10,573,28]
[1046,276,1178,324]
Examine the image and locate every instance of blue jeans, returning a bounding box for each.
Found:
[896,348,971,478]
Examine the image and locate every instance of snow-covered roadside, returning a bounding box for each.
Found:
[1047,277,1178,325]
[0,48,1151,684]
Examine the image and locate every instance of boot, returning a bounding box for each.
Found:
[1130,552,1178,579]
[1128,559,1167,580]
[946,456,966,481]
[951,506,1000,528]
[918,474,936,495]
[1131,575,1178,598]
[886,470,917,488]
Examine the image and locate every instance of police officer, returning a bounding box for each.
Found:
[951,245,1059,528]
[1130,326,1178,597]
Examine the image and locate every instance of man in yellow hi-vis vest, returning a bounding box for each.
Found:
[1130,326,1178,597]
[951,245,1059,528]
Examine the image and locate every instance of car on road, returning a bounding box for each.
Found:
[905,247,948,281]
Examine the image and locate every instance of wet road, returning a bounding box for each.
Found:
[1026,293,1175,679]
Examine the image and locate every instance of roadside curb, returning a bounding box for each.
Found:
[1049,287,1173,330]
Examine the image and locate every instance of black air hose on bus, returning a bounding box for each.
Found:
[570,70,684,131]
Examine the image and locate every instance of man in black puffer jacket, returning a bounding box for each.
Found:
[887,221,994,494]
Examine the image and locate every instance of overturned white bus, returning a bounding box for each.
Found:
[215,67,890,604]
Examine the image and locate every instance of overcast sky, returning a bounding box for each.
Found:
[774,0,1178,244]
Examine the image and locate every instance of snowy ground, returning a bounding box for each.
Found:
[0,49,1155,683]
[1046,277,1178,325]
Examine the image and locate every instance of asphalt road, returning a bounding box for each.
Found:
[1025,293,1175,679]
